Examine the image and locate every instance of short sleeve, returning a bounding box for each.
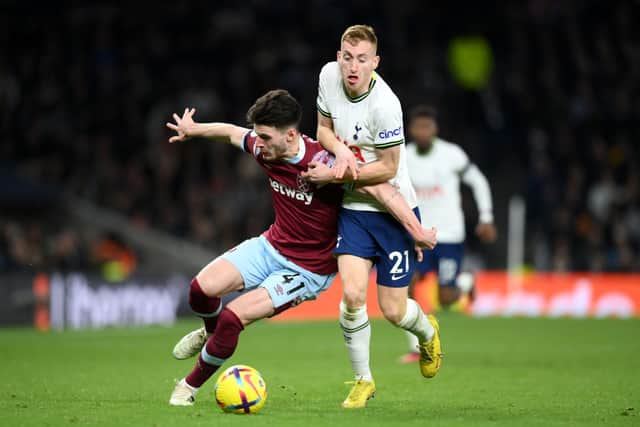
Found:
[373,99,405,149]
[316,63,332,118]
[242,130,261,158]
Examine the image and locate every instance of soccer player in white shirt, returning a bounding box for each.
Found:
[302,25,441,408]
[401,104,497,362]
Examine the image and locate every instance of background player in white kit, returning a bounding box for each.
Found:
[303,25,441,408]
[401,105,497,363]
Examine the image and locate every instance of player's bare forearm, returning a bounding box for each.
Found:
[306,160,393,185]
[347,160,395,185]
[187,123,248,148]
[362,183,422,240]
[302,146,397,187]
[340,145,400,185]
[316,123,342,152]
[359,183,436,250]
[166,108,248,148]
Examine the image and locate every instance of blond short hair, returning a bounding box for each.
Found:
[341,25,378,47]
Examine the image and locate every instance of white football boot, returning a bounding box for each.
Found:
[172,327,209,360]
[169,378,199,406]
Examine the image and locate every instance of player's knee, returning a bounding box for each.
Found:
[192,274,218,296]
[342,291,366,309]
[189,278,221,315]
[341,284,367,308]
[380,303,404,325]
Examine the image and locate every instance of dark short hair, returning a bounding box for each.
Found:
[246,89,302,130]
[409,104,438,122]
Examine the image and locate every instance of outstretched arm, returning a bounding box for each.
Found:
[166,108,250,149]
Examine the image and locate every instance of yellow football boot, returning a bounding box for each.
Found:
[342,378,376,409]
[418,314,443,378]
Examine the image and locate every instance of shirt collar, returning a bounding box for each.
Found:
[284,136,306,164]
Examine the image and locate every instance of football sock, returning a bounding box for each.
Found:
[185,308,244,388]
[189,277,222,333]
[339,302,373,381]
[398,298,434,343]
[406,330,419,352]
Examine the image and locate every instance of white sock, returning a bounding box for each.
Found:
[339,302,372,381]
[398,299,434,343]
[406,330,419,352]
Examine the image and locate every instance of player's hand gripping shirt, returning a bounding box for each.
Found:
[317,61,417,212]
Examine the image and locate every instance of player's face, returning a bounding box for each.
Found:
[337,40,379,96]
[253,125,294,161]
[410,117,438,149]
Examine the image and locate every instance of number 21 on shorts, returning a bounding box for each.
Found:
[389,250,409,281]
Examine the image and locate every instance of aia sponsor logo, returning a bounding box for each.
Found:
[416,185,444,199]
[348,145,365,163]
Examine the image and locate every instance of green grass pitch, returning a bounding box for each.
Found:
[1,315,639,426]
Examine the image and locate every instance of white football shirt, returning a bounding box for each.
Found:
[317,61,417,212]
[406,138,493,243]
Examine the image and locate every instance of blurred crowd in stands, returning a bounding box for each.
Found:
[1,211,137,277]
[1,1,638,272]
[1,216,85,272]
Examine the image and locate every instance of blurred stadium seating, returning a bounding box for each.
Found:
[1,1,639,325]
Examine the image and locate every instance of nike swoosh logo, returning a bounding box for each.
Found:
[391,274,407,280]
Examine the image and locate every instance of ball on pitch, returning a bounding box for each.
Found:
[214,365,267,414]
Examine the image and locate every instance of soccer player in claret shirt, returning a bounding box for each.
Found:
[165,90,433,406]
[302,25,442,408]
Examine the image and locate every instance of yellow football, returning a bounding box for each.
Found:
[214,365,267,414]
